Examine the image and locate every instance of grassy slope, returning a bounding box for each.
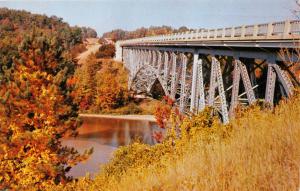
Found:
[53,92,300,191]
[109,99,160,115]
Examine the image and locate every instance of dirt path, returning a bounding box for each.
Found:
[77,38,101,64]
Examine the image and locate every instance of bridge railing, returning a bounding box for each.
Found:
[119,20,300,46]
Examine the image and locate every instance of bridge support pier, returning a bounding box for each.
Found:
[190,54,205,112]
[197,58,206,112]
[208,57,229,124]
[229,59,256,115]
[265,60,294,107]
[179,53,187,112]
[163,52,170,86]
[170,53,178,99]
[190,54,199,112]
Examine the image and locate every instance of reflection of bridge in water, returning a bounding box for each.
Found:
[116,20,300,123]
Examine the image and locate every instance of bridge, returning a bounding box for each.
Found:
[115,20,300,123]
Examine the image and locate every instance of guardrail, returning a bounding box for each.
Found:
[119,20,300,46]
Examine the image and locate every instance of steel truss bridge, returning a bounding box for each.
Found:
[115,20,300,123]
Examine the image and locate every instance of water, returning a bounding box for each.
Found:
[63,116,158,177]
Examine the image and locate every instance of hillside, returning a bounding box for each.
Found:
[0,8,96,45]
[101,26,192,42]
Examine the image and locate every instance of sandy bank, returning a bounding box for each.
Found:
[79,114,156,122]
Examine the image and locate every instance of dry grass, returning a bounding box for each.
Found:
[52,92,300,191]
[137,99,161,114]
[98,99,160,115]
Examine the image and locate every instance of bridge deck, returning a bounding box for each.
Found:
[119,20,300,48]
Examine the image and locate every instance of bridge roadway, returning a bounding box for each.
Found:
[115,20,300,123]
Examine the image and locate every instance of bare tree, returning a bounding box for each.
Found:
[292,0,300,18]
[277,1,300,85]
[279,44,300,85]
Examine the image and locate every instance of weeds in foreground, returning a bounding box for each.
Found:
[50,92,300,191]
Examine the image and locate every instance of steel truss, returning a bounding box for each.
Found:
[122,48,296,123]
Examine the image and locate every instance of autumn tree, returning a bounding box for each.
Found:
[293,0,300,18]
[81,27,98,39]
[74,55,102,111]
[74,55,129,113]
[94,60,129,111]
[278,1,300,83]
[0,31,91,189]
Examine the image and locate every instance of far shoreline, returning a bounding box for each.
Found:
[79,113,156,122]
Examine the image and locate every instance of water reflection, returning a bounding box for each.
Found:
[63,116,158,177]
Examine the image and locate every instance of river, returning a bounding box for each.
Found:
[63,115,158,177]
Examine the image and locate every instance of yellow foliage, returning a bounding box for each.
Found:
[0,33,91,190]
[94,60,129,111]
[74,57,130,113]
[48,90,300,191]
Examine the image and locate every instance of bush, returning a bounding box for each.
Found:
[113,102,142,114]
[95,44,115,59]
[70,43,87,57]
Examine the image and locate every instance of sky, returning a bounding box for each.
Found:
[0,0,298,36]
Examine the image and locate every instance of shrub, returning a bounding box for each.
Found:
[112,102,142,115]
[95,44,115,59]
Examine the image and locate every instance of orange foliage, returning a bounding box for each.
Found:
[153,96,186,142]
[0,33,91,190]
[154,96,174,129]
[94,61,129,111]
[95,44,115,59]
[70,43,87,58]
[74,56,129,113]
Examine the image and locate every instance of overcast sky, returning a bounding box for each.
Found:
[0,0,298,36]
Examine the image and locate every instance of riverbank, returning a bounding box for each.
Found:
[79,113,156,122]
[56,92,300,191]
[65,113,157,178]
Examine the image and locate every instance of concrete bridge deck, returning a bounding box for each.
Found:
[118,20,300,48]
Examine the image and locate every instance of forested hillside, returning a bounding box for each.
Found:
[101,26,191,42]
[0,8,96,42]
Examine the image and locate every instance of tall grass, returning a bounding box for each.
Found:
[52,92,300,191]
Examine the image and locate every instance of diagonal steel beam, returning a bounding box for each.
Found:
[190,53,199,112]
[238,60,256,104]
[170,52,178,99]
[179,53,187,112]
[265,63,277,106]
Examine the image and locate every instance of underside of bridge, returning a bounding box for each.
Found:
[149,79,166,99]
